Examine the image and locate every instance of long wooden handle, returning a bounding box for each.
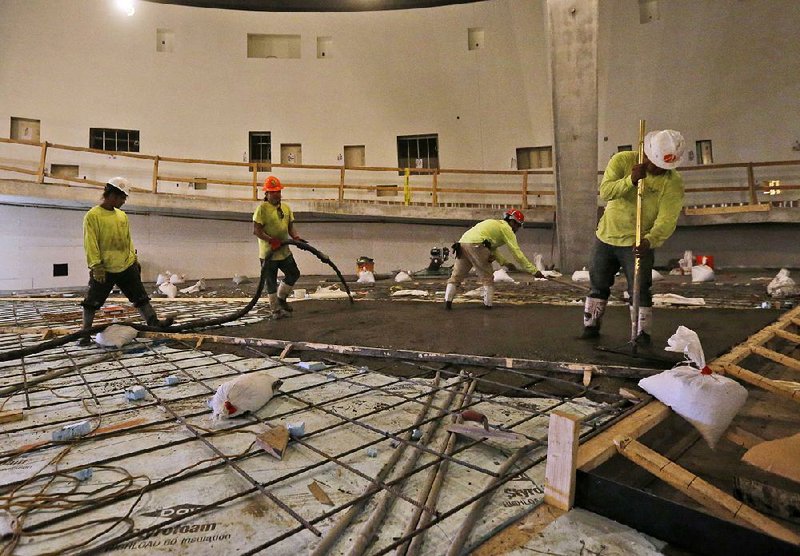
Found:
[631,119,646,347]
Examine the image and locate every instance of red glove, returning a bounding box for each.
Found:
[268,238,282,250]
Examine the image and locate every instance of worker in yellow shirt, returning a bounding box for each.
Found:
[80,177,173,345]
[581,130,686,344]
[252,176,304,318]
[445,209,542,309]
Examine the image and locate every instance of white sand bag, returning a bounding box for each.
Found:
[638,326,747,449]
[390,289,428,297]
[156,272,169,286]
[493,268,516,283]
[394,271,412,282]
[653,293,705,306]
[232,274,250,285]
[158,282,178,298]
[357,270,375,284]
[651,269,664,282]
[691,264,715,283]
[533,253,545,272]
[209,373,282,420]
[541,269,562,278]
[767,268,797,298]
[180,278,206,294]
[741,432,800,483]
[308,285,350,299]
[571,268,590,282]
[95,324,138,348]
[169,273,185,285]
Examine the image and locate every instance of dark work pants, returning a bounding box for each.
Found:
[259,255,301,294]
[81,263,150,311]
[588,238,654,307]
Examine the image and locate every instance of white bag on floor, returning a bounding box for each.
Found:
[767,268,797,298]
[638,326,747,449]
[159,282,178,298]
[209,373,282,420]
[169,273,185,285]
[652,269,664,282]
[394,271,412,282]
[571,268,590,282]
[691,264,715,283]
[493,268,516,283]
[156,272,169,286]
[95,324,138,348]
[180,278,206,294]
[357,270,375,284]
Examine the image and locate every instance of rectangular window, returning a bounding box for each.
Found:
[247,34,301,59]
[696,140,713,165]
[397,134,439,175]
[249,131,271,163]
[617,144,633,153]
[10,117,41,142]
[89,128,140,152]
[516,146,552,169]
[53,263,68,277]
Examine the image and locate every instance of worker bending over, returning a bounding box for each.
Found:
[80,177,174,345]
[581,129,685,344]
[252,176,305,319]
[445,209,542,309]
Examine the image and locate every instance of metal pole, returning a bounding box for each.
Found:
[631,120,646,352]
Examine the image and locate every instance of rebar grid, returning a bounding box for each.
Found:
[0,301,636,555]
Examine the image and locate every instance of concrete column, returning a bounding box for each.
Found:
[547,0,599,272]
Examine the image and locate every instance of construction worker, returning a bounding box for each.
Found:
[80,177,174,345]
[581,129,686,344]
[253,176,304,318]
[445,209,542,309]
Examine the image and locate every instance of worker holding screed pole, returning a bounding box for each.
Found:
[580,125,686,346]
[444,209,543,310]
[253,175,305,319]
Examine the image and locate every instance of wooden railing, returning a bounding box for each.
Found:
[1,136,798,212]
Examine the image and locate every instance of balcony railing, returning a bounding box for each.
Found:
[1,136,798,213]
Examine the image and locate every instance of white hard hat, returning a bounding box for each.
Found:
[107,177,131,196]
[644,130,686,170]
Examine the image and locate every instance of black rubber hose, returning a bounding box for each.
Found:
[0,239,353,362]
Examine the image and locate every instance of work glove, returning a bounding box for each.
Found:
[268,237,282,251]
[633,238,651,257]
[631,163,647,184]
[90,266,107,284]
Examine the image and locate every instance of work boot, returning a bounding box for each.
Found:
[138,303,175,329]
[268,294,291,319]
[580,326,600,339]
[79,308,95,346]
[632,306,653,346]
[277,282,294,312]
[444,283,457,310]
[580,297,607,340]
[482,284,494,309]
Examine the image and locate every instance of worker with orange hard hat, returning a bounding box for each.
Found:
[444,209,542,310]
[252,176,305,318]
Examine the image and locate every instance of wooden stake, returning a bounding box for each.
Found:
[614,436,800,546]
[308,481,334,506]
[543,411,582,511]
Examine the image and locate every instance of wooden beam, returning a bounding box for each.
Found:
[614,436,800,546]
[543,411,581,511]
[577,401,670,472]
[750,345,800,372]
[36,141,48,183]
[718,362,800,403]
[151,155,160,193]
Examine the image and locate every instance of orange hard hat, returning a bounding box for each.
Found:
[263,175,283,192]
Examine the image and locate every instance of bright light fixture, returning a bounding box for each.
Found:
[115,0,135,16]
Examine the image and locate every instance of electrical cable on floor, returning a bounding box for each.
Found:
[0,239,353,363]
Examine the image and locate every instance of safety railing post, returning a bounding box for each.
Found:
[36,142,48,183]
[151,156,159,193]
[432,170,438,206]
[339,166,345,202]
[746,163,758,205]
[522,171,529,208]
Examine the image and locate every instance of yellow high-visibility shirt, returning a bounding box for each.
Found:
[253,202,294,260]
[596,151,684,248]
[83,206,136,273]
[459,219,538,274]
